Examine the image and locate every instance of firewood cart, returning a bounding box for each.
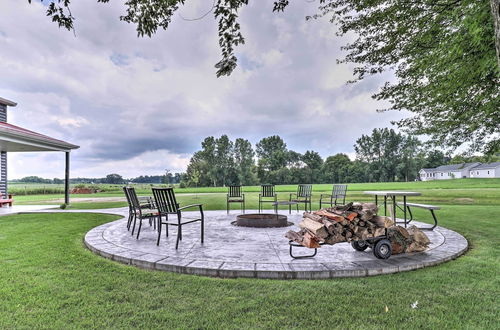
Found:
[288,229,393,260]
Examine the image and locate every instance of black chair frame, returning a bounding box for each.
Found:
[319,184,347,209]
[259,184,277,213]
[125,187,158,239]
[152,188,204,249]
[227,185,245,214]
[289,184,312,212]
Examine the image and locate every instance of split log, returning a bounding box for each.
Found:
[285,229,321,248]
[299,218,329,238]
[313,210,346,223]
[369,215,395,228]
[303,212,323,223]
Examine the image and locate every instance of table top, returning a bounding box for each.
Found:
[363,191,422,196]
[273,201,299,205]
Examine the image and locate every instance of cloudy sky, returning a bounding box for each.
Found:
[0,0,406,179]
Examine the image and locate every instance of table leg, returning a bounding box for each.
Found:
[403,195,407,228]
[375,195,378,208]
[392,195,396,223]
[384,196,387,216]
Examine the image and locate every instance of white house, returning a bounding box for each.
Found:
[419,163,481,181]
[419,168,437,181]
[469,162,500,178]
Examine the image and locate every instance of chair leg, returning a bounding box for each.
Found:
[201,219,204,243]
[136,219,143,239]
[227,200,229,214]
[157,219,162,246]
[176,226,182,249]
[166,223,169,237]
[131,216,137,236]
[127,213,133,230]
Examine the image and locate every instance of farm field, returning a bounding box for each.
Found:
[10,178,500,209]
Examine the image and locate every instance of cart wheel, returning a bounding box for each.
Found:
[351,240,369,251]
[373,239,392,259]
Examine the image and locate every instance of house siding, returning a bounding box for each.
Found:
[470,168,500,178]
[0,104,7,196]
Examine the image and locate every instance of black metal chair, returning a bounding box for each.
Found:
[319,184,347,209]
[123,186,156,231]
[126,187,159,239]
[152,188,204,249]
[227,185,245,214]
[290,184,313,212]
[259,184,277,213]
[123,186,134,230]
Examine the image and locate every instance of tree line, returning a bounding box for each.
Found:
[11,173,183,185]
[181,128,499,187]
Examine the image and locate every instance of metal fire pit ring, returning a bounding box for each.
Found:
[231,213,293,228]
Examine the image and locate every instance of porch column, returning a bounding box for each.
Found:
[65,151,70,204]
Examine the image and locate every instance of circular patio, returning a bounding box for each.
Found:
[84,210,468,279]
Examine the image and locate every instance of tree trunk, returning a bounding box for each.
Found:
[491,0,500,69]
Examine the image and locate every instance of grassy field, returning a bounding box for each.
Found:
[0,205,498,328]
[12,178,500,210]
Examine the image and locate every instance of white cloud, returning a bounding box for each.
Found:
[0,0,407,179]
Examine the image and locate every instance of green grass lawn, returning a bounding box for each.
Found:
[0,205,498,328]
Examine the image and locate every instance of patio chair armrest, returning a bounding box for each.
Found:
[178,204,203,211]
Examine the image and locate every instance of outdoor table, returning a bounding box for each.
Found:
[363,191,421,227]
[272,201,298,214]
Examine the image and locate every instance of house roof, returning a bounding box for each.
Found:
[0,97,17,107]
[0,122,79,152]
[471,162,500,170]
[433,162,481,172]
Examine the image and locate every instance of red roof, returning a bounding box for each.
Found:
[0,122,79,149]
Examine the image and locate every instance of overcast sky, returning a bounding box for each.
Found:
[0,0,407,179]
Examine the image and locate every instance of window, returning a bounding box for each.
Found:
[441,173,443,177]
[487,171,490,175]
[477,171,479,175]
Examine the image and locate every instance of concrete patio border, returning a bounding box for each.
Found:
[83,209,468,279]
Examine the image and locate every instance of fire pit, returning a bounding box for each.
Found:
[232,213,292,228]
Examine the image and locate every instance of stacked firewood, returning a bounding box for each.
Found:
[386,225,431,254]
[285,202,430,253]
[285,202,393,248]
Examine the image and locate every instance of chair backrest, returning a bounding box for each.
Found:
[228,185,242,197]
[261,184,275,197]
[152,188,179,214]
[333,184,347,197]
[123,186,133,209]
[125,187,142,211]
[297,184,312,197]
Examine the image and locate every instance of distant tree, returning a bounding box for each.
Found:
[256,135,288,183]
[234,138,257,185]
[200,136,218,187]
[397,136,423,181]
[302,150,323,183]
[103,173,124,184]
[355,128,424,182]
[322,153,352,183]
[355,128,403,182]
[215,135,234,187]
[424,150,450,168]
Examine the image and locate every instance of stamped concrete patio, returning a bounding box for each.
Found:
[83,208,468,279]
